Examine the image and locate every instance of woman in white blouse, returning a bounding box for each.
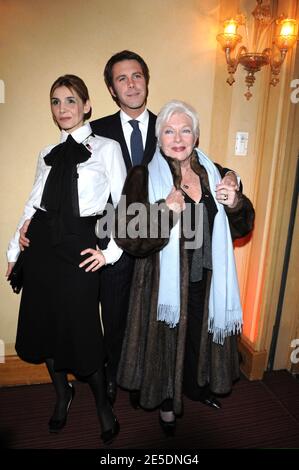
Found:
[6,75,125,444]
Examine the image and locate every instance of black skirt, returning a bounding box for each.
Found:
[15,210,103,376]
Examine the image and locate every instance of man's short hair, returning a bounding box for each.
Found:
[104,50,150,89]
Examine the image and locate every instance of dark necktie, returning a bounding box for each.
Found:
[129,120,143,166]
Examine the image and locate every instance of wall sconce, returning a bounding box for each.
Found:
[217,0,298,100]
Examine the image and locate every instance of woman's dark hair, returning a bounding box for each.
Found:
[104,50,150,106]
[50,74,92,120]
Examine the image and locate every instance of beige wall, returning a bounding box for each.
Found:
[0,0,298,374]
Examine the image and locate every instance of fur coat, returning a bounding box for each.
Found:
[115,156,255,414]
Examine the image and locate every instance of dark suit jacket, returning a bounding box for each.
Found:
[90,110,157,172]
[90,110,156,251]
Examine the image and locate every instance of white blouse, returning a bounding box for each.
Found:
[7,123,126,264]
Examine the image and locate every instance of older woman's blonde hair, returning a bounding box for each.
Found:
[155,100,200,144]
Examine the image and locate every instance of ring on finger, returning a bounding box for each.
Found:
[223,194,228,201]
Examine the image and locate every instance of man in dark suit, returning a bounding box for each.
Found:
[90,51,157,406]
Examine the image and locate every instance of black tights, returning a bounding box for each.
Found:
[160,398,174,412]
[46,358,71,422]
[86,369,114,432]
[160,398,175,423]
[46,358,114,432]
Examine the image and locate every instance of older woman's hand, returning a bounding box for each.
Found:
[166,187,186,213]
[79,247,106,272]
[216,182,239,208]
[221,171,239,189]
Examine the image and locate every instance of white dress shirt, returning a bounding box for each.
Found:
[7,123,126,264]
[120,109,149,163]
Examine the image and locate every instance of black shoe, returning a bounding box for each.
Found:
[106,380,117,405]
[101,416,120,445]
[129,390,140,409]
[159,414,176,437]
[48,383,75,433]
[199,393,221,409]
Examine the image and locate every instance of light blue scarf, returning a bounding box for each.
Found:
[148,147,243,344]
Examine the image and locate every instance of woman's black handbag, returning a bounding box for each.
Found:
[8,252,25,294]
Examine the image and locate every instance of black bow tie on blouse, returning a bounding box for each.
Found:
[41,134,92,244]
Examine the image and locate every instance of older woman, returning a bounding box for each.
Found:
[114,100,254,433]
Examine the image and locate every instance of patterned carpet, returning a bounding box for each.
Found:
[0,370,298,449]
